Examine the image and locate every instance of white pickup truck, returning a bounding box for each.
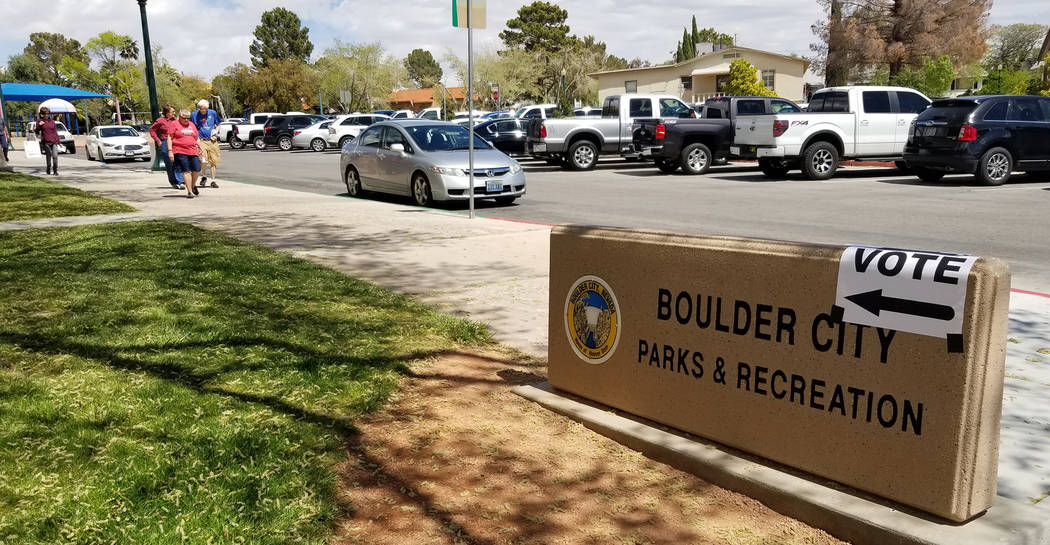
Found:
[525,94,695,170]
[229,112,280,150]
[732,86,931,179]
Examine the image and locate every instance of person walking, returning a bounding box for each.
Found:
[150,105,184,189]
[33,107,61,175]
[0,121,10,164]
[167,109,202,198]
[190,99,221,188]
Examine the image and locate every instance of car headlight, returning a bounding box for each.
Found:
[510,162,522,174]
[103,142,115,147]
[431,166,465,176]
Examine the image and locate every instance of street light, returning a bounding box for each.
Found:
[137,0,163,171]
[560,67,567,108]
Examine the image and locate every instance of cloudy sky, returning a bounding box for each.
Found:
[0,0,1042,83]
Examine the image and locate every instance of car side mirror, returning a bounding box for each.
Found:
[390,143,406,154]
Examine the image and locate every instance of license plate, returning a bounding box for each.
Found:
[486,180,503,193]
[730,146,740,155]
[917,127,940,137]
[125,150,135,156]
[533,143,546,152]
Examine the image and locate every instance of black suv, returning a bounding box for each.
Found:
[904,95,1050,185]
[262,114,327,150]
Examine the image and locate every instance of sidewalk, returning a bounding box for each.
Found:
[5,152,1049,511]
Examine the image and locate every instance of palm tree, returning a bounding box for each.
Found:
[119,37,139,61]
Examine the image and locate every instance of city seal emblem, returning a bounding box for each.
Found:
[564,275,621,364]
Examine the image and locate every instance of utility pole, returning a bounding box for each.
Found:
[138,0,164,171]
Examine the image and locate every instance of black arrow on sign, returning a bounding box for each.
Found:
[845,289,955,321]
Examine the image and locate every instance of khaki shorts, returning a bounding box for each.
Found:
[198,139,221,166]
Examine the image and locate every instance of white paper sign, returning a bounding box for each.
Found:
[835,246,977,339]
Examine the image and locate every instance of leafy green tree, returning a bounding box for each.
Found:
[984,24,1046,71]
[889,55,955,97]
[444,48,543,109]
[404,49,443,88]
[691,16,701,46]
[23,32,90,84]
[315,41,404,113]
[3,53,47,83]
[250,59,319,112]
[499,1,572,53]
[978,68,1032,95]
[724,59,775,96]
[249,7,314,69]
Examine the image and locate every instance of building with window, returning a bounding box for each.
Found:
[590,45,810,103]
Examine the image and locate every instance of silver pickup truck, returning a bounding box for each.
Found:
[526,94,696,170]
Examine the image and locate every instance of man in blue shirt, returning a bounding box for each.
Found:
[190,99,222,187]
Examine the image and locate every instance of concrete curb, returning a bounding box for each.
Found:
[512,382,1050,545]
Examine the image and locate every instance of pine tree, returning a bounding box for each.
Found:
[691,16,701,46]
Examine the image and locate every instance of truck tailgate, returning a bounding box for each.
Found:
[733,115,775,147]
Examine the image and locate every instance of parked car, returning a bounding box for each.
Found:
[417,107,441,120]
[526,94,695,170]
[216,118,244,142]
[697,95,802,167]
[84,125,151,162]
[474,118,528,155]
[515,104,556,119]
[230,112,280,149]
[373,110,396,117]
[573,107,602,117]
[327,113,390,148]
[54,121,75,153]
[732,85,931,179]
[261,114,328,150]
[391,110,415,119]
[631,116,733,175]
[340,120,525,207]
[903,94,1050,185]
[291,120,335,151]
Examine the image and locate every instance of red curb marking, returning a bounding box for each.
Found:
[486,216,558,227]
[1011,288,1050,299]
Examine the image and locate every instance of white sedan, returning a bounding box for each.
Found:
[85,125,152,162]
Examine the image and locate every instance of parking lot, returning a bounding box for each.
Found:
[75,143,1050,293]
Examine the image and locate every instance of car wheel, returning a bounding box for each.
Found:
[339,136,353,148]
[495,196,517,205]
[278,135,293,151]
[801,141,838,180]
[567,140,598,170]
[655,158,679,173]
[229,137,245,150]
[975,147,1012,186]
[344,166,363,197]
[412,174,433,207]
[914,168,944,183]
[253,136,266,150]
[679,143,712,175]
[85,145,94,161]
[311,138,326,152]
[759,158,791,178]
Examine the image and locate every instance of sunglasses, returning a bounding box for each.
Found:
[179,116,190,120]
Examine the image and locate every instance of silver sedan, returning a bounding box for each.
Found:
[291,120,334,151]
[339,120,526,206]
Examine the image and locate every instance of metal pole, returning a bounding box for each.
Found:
[139,0,164,171]
[467,0,475,219]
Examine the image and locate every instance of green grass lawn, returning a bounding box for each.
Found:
[0,220,489,544]
[0,171,136,222]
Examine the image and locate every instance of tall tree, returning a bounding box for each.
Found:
[23,32,89,84]
[499,1,572,53]
[86,32,139,73]
[249,7,314,69]
[250,59,318,111]
[812,0,990,80]
[691,16,701,46]
[404,49,443,88]
[984,24,1047,71]
[315,41,405,113]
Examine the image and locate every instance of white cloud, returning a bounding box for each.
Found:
[1,0,1043,82]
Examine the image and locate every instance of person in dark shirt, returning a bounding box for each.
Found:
[34,107,62,175]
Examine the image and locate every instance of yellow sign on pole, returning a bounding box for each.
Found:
[452,0,486,29]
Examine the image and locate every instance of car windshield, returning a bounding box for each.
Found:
[404,125,491,152]
[100,127,139,138]
[55,122,68,132]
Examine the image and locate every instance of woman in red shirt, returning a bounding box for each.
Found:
[34,107,62,175]
[166,109,201,198]
[149,105,184,189]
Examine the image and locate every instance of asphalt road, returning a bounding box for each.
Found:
[76,143,1050,292]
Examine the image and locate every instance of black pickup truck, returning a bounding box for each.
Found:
[632,117,732,174]
[634,96,803,174]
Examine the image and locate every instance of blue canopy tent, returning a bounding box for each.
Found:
[1,83,110,136]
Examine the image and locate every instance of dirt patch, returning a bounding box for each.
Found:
[333,351,847,545]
